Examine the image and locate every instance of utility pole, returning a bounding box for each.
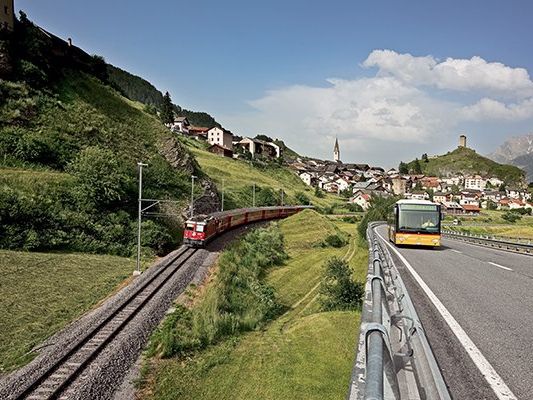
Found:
[135,162,148,276]
[221,179,225,212]
[252,182,256,207]
[190,175,197,218]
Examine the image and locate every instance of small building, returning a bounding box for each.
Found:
[236,137,280,159]
[391,176,407,195]
[207,127,233,151]
[299,172,316,186]
[0,0,14,31]
[349,193,371,211]
[171,116,190,134]
[408,191,430,201]
[188,126,209,140]
[464,175,487,191]
[462,204,480,215]
[433,192,448,204]
[459,134,467,148]
[208,143,233,158]
[442,201,464,215]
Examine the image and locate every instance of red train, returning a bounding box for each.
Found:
[183,206,313,247]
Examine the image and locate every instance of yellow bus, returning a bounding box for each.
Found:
[388,199,442,247]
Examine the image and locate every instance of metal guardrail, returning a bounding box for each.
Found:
[348,222,451,400]
[442,230,533,256]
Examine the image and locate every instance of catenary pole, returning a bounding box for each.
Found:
[135,162,148,276]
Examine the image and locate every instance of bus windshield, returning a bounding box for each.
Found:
[398,204,440,233]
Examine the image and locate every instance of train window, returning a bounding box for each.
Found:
[186,224,195,231]
[196,225,205,232]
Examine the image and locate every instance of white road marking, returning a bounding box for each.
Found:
[488,262,513,271]
[375,229,518,400]
[450,249,462,254]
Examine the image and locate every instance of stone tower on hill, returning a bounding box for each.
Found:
[334,137,340,162]
[459,134,467,148]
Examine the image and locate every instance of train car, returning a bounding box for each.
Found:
[183,206,312,247]
[388,199,442,247]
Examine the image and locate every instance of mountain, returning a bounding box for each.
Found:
[488,133,533,182]
[406,147,525,185]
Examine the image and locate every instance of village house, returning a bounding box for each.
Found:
[462,204,481,215]
[432,192,449,204]
[420,176,441,191]
[169,116,190,134]
[323,181,339,193]
[299,171,317,186]
[236,137,281,159]
[207,127,233,151]
[391,176,407,195]
[188,126,209,140]
[506,187,531,200]
[349,193,372,210]
[207,144,233,158]
[407,191,430,201]
[442,201,464,215]
[464,175,487,191]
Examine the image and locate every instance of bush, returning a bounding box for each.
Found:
[502,211,522,223]
[319,257,364,311]
[342,216,357,224]
[314,186,325,198]
[67,146,132,208]
[295,191,310,205]
[347,203,363,212]
[324,233,347,248]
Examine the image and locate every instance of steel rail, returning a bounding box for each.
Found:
[442,230,533,255]
[15,247,197,400]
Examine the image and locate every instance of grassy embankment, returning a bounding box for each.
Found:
[0,250,133,373]
[180,137,347,211]
[443,210,533,239]
[141,210,367,400]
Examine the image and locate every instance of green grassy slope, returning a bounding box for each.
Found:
[185,140,341,209]
[407,147,525,184]
[143,210,366,400]
[0,250,133,372]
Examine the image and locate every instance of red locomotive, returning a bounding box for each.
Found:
[183,206,312,247]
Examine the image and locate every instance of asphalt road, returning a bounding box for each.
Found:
[375,225,533,400]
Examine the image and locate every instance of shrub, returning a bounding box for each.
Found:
[324,233,347,248]
[502,211,521,223]
[342,216,357,224]
[347,203,363,212]
[319,257,364,311]
[314,186,325,198]
[295,191,310,205]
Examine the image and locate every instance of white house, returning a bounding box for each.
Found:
[464,175,487,191]
[335,177,351,192]
[299,172,314,186]
[488,177,504,187]
[349,193,371,210]
[207,127,233,150]
[169,116,190,134]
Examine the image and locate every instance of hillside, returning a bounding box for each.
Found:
[106,63,220,128]
[406,147,525,184]
[0,15,214,256]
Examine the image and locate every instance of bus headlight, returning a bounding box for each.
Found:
[432,239,439,244]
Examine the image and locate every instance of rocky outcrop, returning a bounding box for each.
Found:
[158,135,221,217]
[158,136,199,175]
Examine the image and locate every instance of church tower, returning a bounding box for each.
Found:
[333,137,340,162]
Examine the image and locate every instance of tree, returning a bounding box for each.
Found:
[314,186,325,198]
[421,153,429,163]
[499,182,506,192]
[413,158,422,174]
[160,91,174,125]
[398,161,408,174]
[295,191,311,205]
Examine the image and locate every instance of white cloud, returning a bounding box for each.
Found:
[363,50,533,97]
[461,97,533,120]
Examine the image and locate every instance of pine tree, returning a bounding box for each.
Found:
[398,162,408,174]
[160,91,174,125]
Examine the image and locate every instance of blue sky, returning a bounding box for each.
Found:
[17,0,533,167]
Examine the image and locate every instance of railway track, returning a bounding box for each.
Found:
[14,247,198,400]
